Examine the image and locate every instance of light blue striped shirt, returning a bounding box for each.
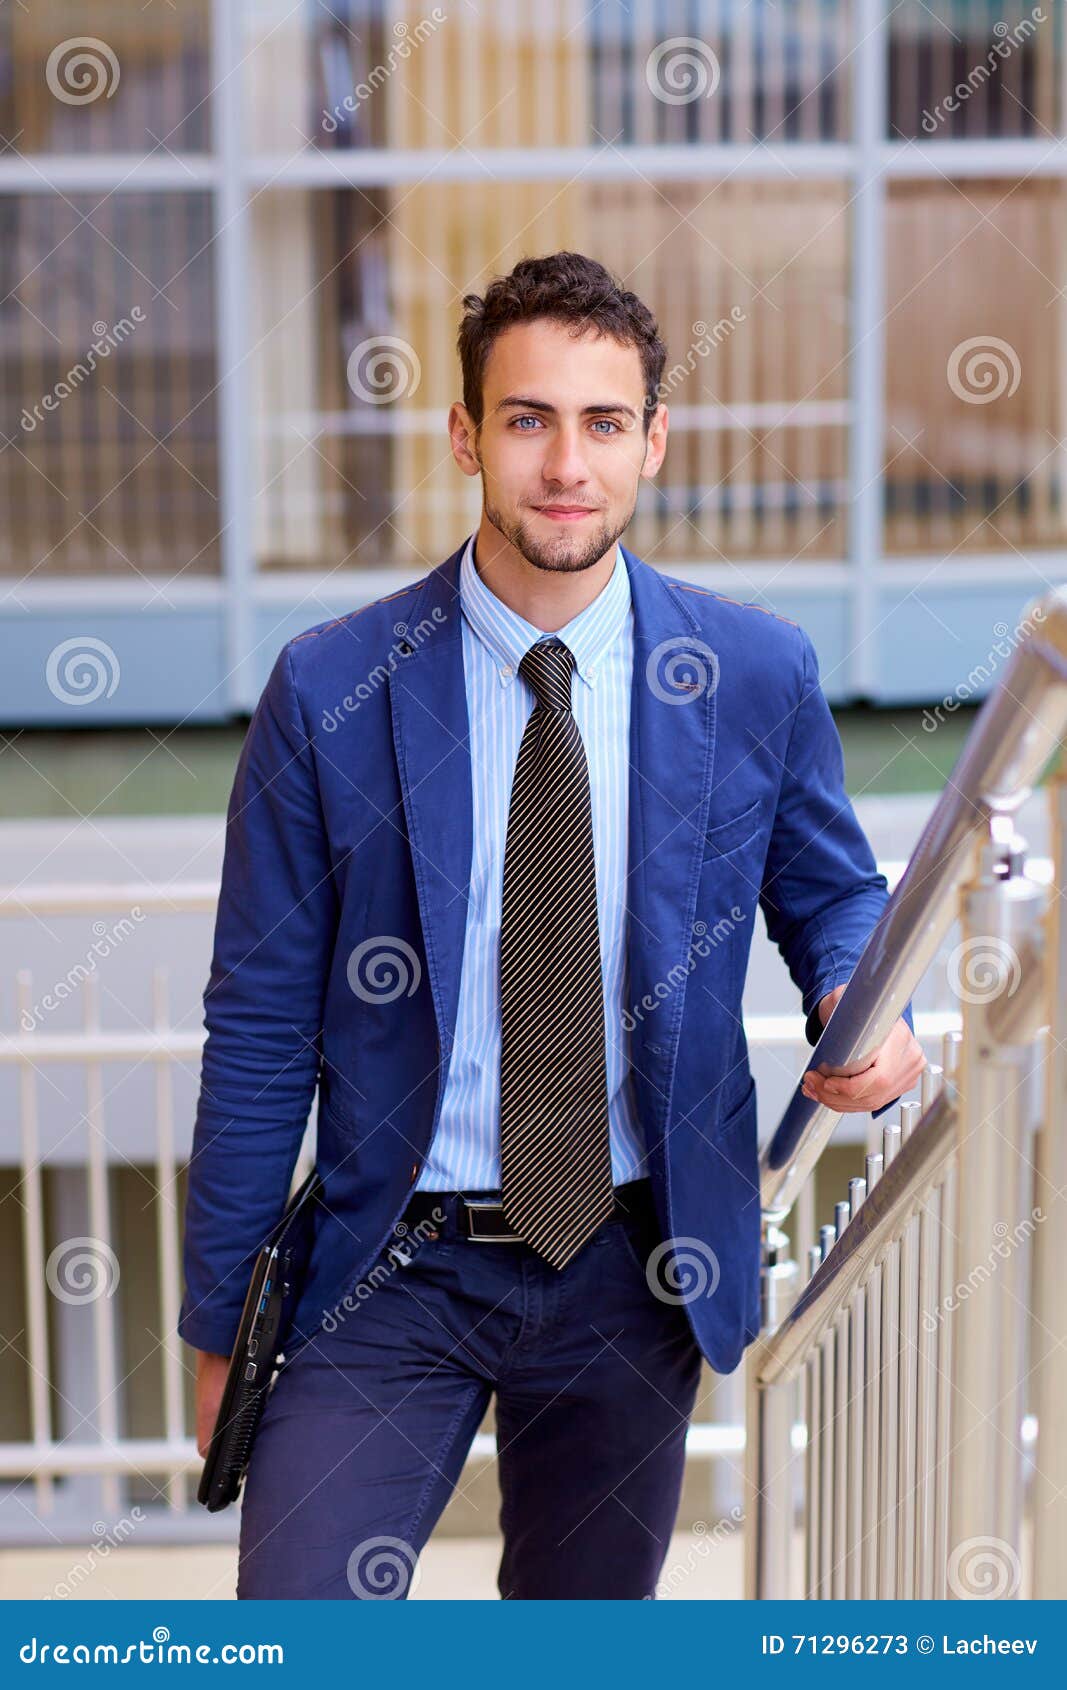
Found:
[415,531,648,1191]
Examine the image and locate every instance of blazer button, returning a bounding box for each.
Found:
[648,1043,663,1055]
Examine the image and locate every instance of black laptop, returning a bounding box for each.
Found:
[196,1167,323,1512]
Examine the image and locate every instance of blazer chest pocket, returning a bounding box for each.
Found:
[702,796,761,860]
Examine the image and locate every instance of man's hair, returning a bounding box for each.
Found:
[457,251,667,437]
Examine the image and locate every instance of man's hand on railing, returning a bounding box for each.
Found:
[800,983,927,1115]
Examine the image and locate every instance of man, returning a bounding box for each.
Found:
[180,251,923,1600]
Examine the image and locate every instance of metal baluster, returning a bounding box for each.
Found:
[1034,771,1067,1597]
[949,818,1045,1596]
[878,1123,901,1596]
[805,1245,823,1601]
[861,1152,883,1597]
[846,1178,866,1598]
[914,1180,941,1597]
[933,1033,962,1597]
[896,1101,921,1598]
[818,1224,836,1600]
[832,1201,850,1598]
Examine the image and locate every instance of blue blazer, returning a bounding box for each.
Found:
[178,538,913,1376]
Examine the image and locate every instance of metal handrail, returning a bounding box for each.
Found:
[745,587,1067,1601]
[754,1085,956,1388]
[760,584,1067,1223]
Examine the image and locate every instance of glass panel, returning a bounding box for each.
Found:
[884,177,1066,555]
[249,180,849,573]
[244,0,852,154]
[0,193,220,579]
[889,0,1061,139]
[0,0,212,154]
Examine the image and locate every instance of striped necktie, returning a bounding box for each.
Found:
[499,636,615,1268]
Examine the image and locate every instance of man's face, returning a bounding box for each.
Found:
[454,318,667,573]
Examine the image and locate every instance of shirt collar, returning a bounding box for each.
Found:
[458,530,631,691]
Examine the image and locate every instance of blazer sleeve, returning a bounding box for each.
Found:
[177,643,338,1355]
[759,628,916,1124]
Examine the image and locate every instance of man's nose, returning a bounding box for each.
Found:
[540,427,591,489]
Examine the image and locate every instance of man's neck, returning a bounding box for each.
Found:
[471,519,616,633]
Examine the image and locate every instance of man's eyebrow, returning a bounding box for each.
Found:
[494,395,639,421]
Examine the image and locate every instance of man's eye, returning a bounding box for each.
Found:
[509,416,621,433]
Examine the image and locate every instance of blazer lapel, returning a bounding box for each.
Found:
[388,544,473,1068]
[623,545,719,1146]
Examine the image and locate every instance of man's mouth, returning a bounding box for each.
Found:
[535,504,598,522]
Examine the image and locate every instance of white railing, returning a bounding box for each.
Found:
[745,585,1067,1601]
[0,858,1014,1545]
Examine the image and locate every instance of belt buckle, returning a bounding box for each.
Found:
[462,1196,523,1243]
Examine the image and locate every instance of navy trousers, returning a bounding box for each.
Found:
[235,1180,705,1599]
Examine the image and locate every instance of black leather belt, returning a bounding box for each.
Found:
[397,1176,655,1244]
